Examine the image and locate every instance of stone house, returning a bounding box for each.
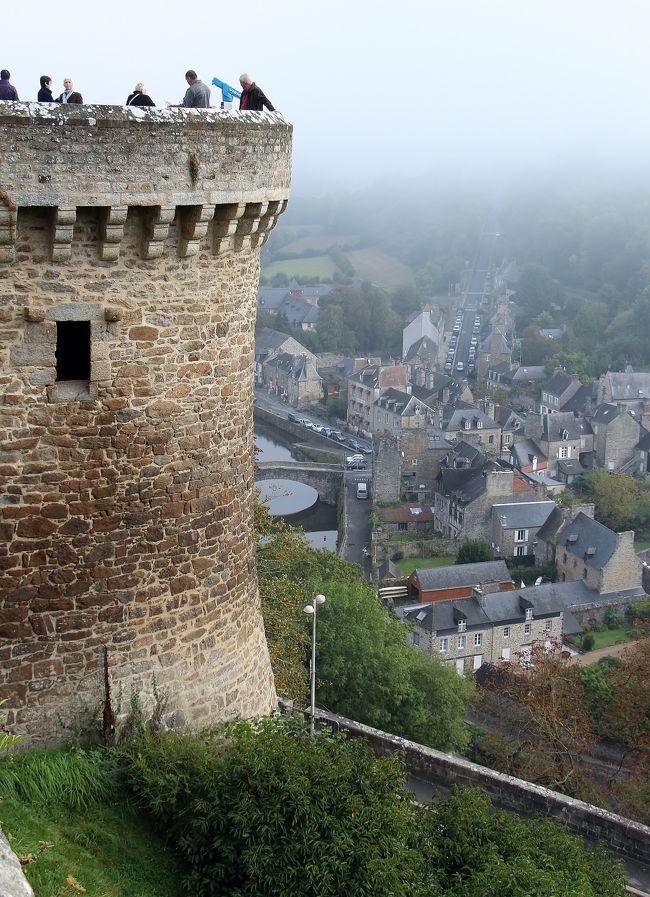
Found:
[486,363,545,396]
[402,307,443,360]
[347,363,408,436]
[376,502,435,537]
[369,388,436,437]
[255,327,317,388]
[556,512,642,594]
[490,500,557,560]
[533,503,595,566]
[442,405,503,457]
[263,351,322,406]
[530,412,593,478]
[597,370,650,425]
[406,560,513,604]
[402,585,563,671]
[590,403,641,472]
[509,437,547,475]
[539,370,584,414]
[477,327,512,379]
[433,462,543,542]
[636,427,650,475]
[400,428,452,503]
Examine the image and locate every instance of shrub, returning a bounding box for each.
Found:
[604,607,622,628]
[124,717,417,897]
[581,633,595,651]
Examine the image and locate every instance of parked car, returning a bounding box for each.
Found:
[331,430,344,441]
[456,361,465,372]
[318,426,333,437]
[288,413,299,422]
[346,438,363,451]
[346,459,367,470]
[356,481,369,499]
[346,453,365,464]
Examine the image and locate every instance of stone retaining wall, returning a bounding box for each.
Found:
[319,711,650,868]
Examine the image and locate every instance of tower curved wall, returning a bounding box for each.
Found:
[0,103,291,741]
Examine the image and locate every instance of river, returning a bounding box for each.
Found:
[254,419,338,551]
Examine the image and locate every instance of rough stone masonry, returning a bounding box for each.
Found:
[0,102,292,742]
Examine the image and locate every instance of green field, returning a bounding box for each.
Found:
[588,626,638,651]
[634,538,650,552]
[346,248,415,290]
[263,255,340,279]
[394,555,456,576]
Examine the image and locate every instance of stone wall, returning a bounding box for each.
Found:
[0,103,292,741]
[318,711,650,868]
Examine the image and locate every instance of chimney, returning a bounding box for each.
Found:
[472,586,486,608]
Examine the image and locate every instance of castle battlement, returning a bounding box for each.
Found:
[0,102,291,742]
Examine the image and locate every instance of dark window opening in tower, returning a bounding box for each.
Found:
[56,321,91,381]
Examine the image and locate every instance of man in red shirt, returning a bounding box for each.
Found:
[238,74,275,112]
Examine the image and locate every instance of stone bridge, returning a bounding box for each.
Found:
[255,462,344,505]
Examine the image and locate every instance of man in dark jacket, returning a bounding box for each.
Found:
[38,76,54,102]
[55,77,83,104]
[0,70,18,101]
[238,74,275,112]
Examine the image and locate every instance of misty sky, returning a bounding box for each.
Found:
[6,0,650,196]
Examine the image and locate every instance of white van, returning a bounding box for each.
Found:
[356,481,369,500]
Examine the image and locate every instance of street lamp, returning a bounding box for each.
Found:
[303,593,326,735]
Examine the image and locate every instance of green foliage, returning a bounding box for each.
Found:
[0,747,119,810]
[317,282,401,354]
[417,788,624,897]
[123,721,625,897]
[124,718,418,897]
[316,580,474,751]
[571,469,650,532]
[581,632,596,651]
[604,607,622,628]
[0,700,26,754]
[455,539,493,565]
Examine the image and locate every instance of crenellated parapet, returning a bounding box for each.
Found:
[0,103,291,743]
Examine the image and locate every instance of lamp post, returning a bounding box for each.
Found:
[303,593,326,735]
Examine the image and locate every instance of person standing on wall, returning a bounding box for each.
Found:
[126,83,156,107]
[167,70,210,108]
[0,70,18,100]
[38,76,54,102]
[238,74,275,112]
[56,77,83,104]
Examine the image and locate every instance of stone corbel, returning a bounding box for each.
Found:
[177,205,215,257]
[254,199,289,248]
[99,205,128,261]
[0,203,16,264]
[141,206,175,259]
[51,206,76,262]
[212,203,247,254]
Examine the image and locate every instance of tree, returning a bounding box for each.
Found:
[316,580,474,751]
[455,540,493,565]
[572,469,639,531]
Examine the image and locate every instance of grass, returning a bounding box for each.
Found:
[262,255,340,279]
[394,555,456,576]
[634,538,650,552]
[346,248,415,290]
[1,795,185,897]
[0,747,185,897]
[588,625,639,651]
[298,445,343,464]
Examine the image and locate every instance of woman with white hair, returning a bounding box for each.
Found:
[126,83,156,107]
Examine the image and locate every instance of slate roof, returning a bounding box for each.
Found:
[637,426,650,451]
[403,597,490,633]
[492,500,556,530]
[541,412,592,442]
[591,403,622,424]
[255,327,294,356]
[257,288,290,310]
[510,438,545,468]
[536,505,565,543]
[375,388,434,419]
[413,560,512,591]
[557,458,584,475]
[349,365,381,388]
[603,371,650,400]
[557,512,618,570]
[544,370,577,396]
[277,295,319,327]
[561,383,593,413]
[448,441,485,468]
[444,407,500,432]
[512,365,546,383]
[405,335,438,364]
[436,467,486,504]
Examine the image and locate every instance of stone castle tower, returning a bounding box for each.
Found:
[0,103,291,741]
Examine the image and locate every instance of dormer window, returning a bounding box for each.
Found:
[561,429,569,441]
[476,419,483,429]
[525,608,533,621]
[458,620,466,633]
